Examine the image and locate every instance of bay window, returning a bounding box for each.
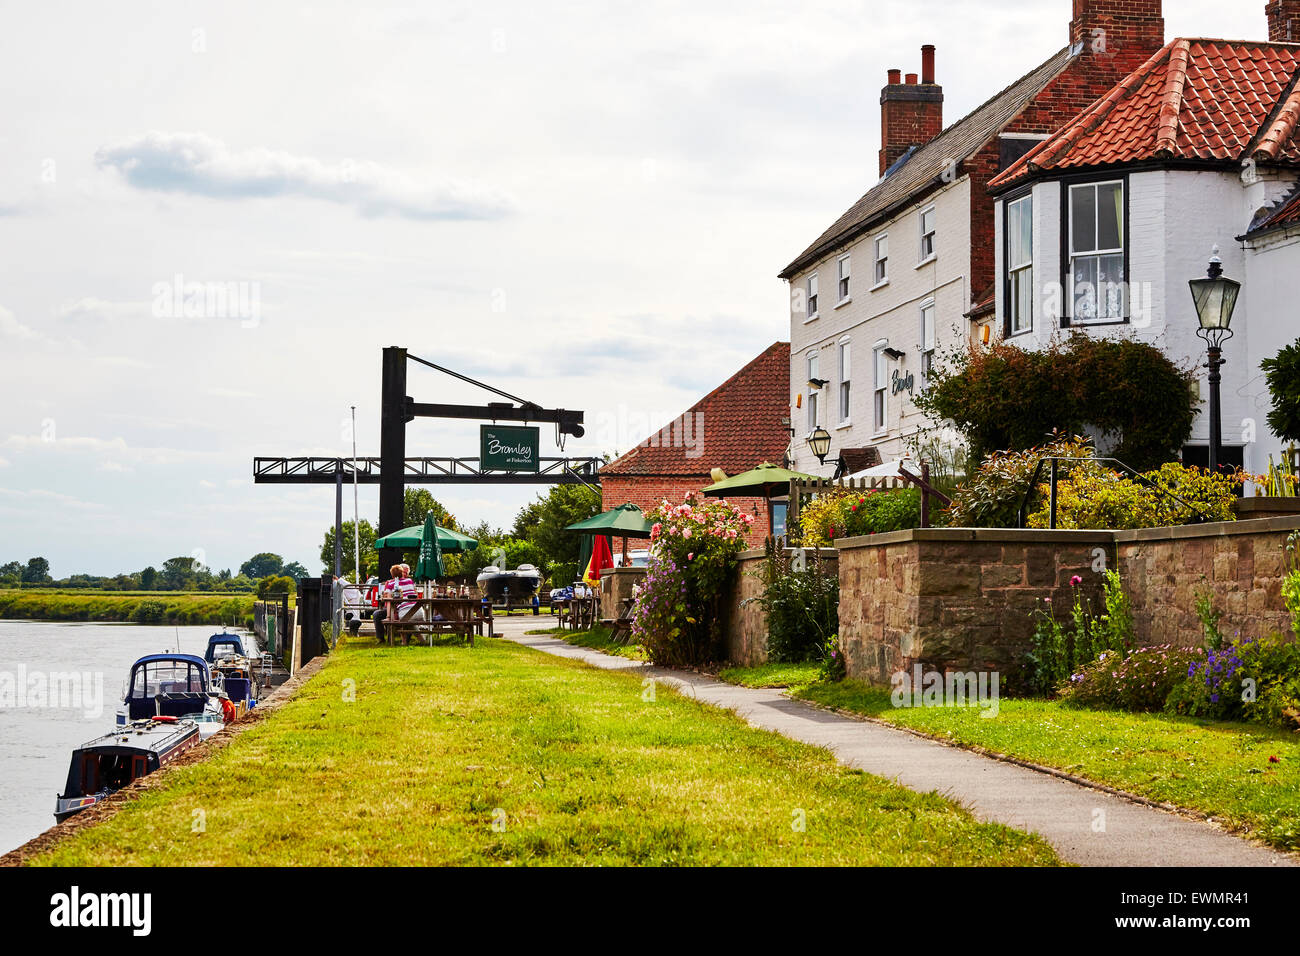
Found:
[1006,193,1033,334]
[1068,180,1125,323]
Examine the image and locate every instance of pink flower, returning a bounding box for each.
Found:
[688,553,695,561]
[1070,575,1083,586]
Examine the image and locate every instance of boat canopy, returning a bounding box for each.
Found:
[124,654,212,721]
[205,634,247,663]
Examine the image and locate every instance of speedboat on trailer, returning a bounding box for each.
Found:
[55,717,201,822]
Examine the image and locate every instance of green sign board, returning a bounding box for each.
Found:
[480,424,540,472]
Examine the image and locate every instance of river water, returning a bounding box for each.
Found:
[0,621,254,855]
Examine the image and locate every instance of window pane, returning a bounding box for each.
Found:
[1071,185,1097,254]
[1012,266,1033,332]
[808,354,818,378]
[1009,195,1033,268]
[1099,254,1125,318]
[874,389,885,429]
[921,307,935,350]
[1073,256,1099,320]
[1097,182,1122,250]
[840,257,850,279]
[808,274,817,296]
[839,343,850,381]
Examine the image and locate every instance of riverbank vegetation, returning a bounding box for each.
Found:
[27,636,1058,866]
[0,590,257,627]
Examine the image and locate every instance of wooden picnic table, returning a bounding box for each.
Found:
[382,597,479,647]
[554,595,598,632]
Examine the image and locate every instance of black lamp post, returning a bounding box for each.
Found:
[807,425,832,466]
[1189,247,1241,475]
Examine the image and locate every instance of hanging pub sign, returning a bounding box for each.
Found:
[480,424,540,472]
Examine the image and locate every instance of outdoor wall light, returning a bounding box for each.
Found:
[882,347,906,360]
[807,377,829,390]
[1189,247,1241,474]
[806,425,832,465]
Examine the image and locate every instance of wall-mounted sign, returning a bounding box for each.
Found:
[891,369,915,396]
[480,424,540,472]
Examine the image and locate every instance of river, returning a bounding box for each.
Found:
[0,621,253,856]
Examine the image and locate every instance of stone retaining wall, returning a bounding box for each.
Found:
[832,517,1300,685]
[600,566,646,621]
[1115,517,1300,648]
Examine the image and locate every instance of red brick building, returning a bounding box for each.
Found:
[599,342,791,544]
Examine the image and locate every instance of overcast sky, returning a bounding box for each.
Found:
[0,0,1236,576]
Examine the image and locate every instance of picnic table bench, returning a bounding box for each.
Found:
[600,597,636,644]
[382,597,478,647]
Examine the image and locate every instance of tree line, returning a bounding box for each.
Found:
[320,485,603,584]
[1,552,309,593]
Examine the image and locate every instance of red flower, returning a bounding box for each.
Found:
[1269,755,1281,764]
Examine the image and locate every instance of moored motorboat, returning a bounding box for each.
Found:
[204,632,260,711]
[54,717,202,822]
[114,653,218,728]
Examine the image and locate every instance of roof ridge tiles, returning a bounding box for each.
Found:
[1254,70,1300,159]
[1156,40,1193,158]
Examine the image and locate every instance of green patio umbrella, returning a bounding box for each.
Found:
[563,502,655,538]
[413,511,445,582]
[701,462,819,498]
[373,523,479,553]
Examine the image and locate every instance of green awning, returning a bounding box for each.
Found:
[564,502,655,538]
[701,462,819,499]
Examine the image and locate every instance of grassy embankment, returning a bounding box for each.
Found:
[0,589,260,627]
[716,663,1300,851]
[28,635,1059,866]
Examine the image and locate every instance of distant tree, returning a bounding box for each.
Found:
[0,561,21,586]
[140,566,158,590]
[512,485,602,571]
[281,560,309,580]
[239,553,284,579]
[320,519,378,579]
[21,557,51,584]
[257,574,296,599]
[402,488,458,530]
[160,556,197,590]
[1261,338,1300,443]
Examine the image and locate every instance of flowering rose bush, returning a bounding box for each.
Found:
[630,494,753,666]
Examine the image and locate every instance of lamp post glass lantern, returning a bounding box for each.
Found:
[807,426,832,466]
[1189,248,1240,474]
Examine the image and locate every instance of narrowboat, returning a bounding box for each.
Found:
[54,717,202,822]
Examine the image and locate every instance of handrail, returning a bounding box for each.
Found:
[1016,456,1216,529]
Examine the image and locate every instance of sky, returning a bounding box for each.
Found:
[0,0,1236,577]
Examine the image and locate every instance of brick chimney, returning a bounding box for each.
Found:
[1267,0,1300,40]
[1069,0,1165,71]
[879,45,943,178]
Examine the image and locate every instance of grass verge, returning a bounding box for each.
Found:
[717,661,823,688]
[525,625,647,661]
[795,680,1300,850]
[28,637,1059,866]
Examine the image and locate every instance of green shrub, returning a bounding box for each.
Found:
[1026,461,1236,530]
[132,600,167,624]
[749,543,838,663]
[1062,645,1203,712]
[946,434,1094,529]
[917,334,1196,471]
[798,488,924,546]
[1260,337,1300,443]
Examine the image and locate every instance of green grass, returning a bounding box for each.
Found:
[526,625,647,660]
[0,589,256,626]
[29,637,1059,866]
[718,661,824,689]
[795,680,1300,850]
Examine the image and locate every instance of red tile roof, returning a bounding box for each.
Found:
[1245,182,1300,236]
[600,342,790,477]
[990,39,1300,191]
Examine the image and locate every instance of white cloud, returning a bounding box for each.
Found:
[1,434,220,467]
[94,131,514,221]
[0,487,105,511]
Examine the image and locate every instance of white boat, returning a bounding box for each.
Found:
[476,563,543,602]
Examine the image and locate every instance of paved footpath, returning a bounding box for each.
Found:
[496,618,1294,867]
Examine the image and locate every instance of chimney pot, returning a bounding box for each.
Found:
[905,73,918,85]
[887,68,902,85]
[921,44,936,84]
